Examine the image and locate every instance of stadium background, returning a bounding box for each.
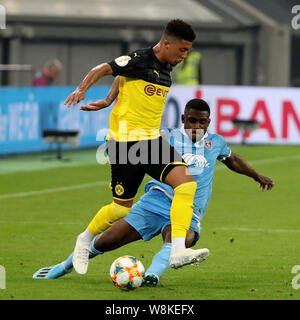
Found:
[0,0,300,301]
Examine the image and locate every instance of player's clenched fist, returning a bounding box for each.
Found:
[64,89,86,108]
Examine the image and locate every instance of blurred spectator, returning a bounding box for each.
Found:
[173,51,202,85]
[33,59,62,86]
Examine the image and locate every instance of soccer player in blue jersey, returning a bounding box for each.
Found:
[33,98,274,285]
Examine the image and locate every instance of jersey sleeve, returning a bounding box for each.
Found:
[108,51,144,77]
[217,135,231,161]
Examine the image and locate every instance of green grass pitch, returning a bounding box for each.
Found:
[0,145,300,300]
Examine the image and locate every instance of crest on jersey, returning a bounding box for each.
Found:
[115,184,124,196]
[204,140,212,150]
[115,55,131,67]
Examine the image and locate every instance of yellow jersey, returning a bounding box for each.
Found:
[107,48,172,141]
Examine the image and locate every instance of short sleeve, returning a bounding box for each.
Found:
[108,51,143,77]
[217,136,231,161]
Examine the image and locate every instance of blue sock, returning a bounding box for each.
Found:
[89,237,103,258]
[145,243,171,277]
[62,253,74,270]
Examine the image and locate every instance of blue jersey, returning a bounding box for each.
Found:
[139,128,231,222]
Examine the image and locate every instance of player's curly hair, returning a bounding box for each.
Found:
[185,99,210,114]
[164,19,196,42]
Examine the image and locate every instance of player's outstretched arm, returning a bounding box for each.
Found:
[222,152,274,191]
[64,63,113,108]
[80,76,120,111]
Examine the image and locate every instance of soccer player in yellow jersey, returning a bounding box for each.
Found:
[64,19,205,274]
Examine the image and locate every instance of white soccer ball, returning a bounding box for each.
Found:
[110,255,145,290]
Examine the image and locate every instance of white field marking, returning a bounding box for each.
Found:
[0,221,298,234]
[0,220,82,225]
[215,154,300,171]
[0,181,109,200]
[0,154,299,201]
[1,222,299,234]
[212,227,300,234]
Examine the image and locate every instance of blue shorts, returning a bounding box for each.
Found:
[124,191,201,246]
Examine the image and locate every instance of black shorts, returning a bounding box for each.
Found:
[106,136,187,200]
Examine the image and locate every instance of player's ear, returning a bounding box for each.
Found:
[181,114,185,124]
[163,39,171,50]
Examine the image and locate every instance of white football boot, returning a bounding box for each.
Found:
[72,235,92,275]
[169,248,210,269]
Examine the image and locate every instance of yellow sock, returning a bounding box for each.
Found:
[87,202,131,236]
[170,181,197,239]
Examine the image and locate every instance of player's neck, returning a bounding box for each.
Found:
[152,43,167,64]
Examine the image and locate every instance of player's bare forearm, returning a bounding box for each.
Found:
[78,63,113,92]
[223,152,258,179]
[65,63,113,108]
[222,152,274,190]
[80,76,120,111]
[105,76,120,105]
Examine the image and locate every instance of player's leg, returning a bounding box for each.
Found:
[32,253,74,279]
[164,167,209,268]
[72,141,145,275]
[143,226,198,286]
[93,197,166,253]
[164,165,197,251]
[86,200,133,236]
[34,210,139,280]
[147,137,202,269]
[93,219,142,252]
[33,220,140,280]
[72,200,133,275]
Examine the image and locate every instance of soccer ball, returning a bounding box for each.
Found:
[110,255,145,290]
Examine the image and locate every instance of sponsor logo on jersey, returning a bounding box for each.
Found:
[153,70,160,77]
[182,153,209,168]
[144,84,169,97]
[115,55,131,67]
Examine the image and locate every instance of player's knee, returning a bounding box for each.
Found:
[113,199,133,208]
[111,202,131,221]
[174,180,197,197]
